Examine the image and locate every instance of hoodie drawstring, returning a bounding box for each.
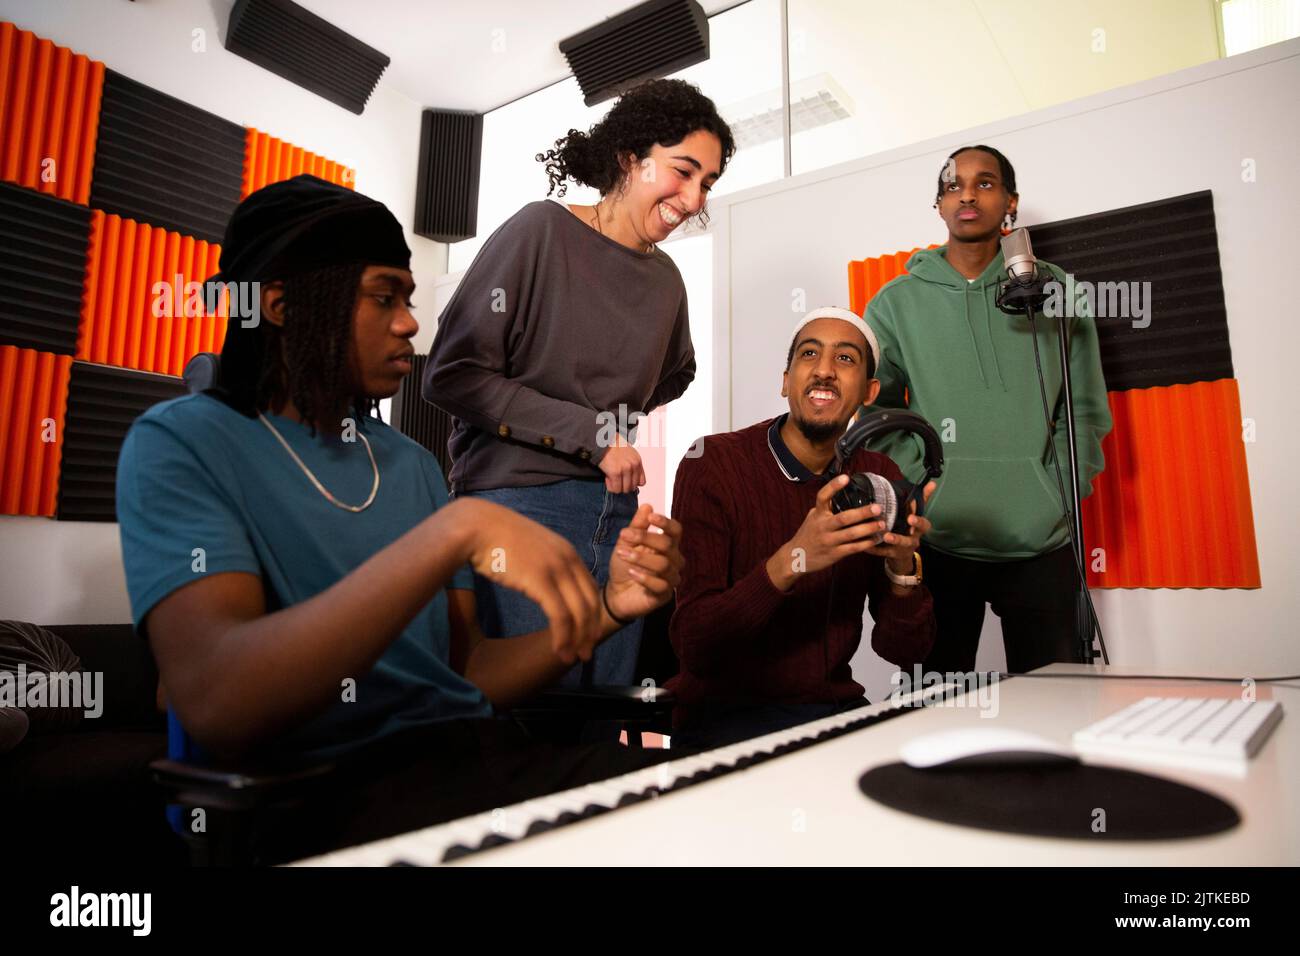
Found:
[984,290,1006,390]
[960,285,988,388]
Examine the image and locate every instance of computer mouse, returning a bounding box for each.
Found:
[900,728,1080,770]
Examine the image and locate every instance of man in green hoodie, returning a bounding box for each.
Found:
[864,145,1111,674]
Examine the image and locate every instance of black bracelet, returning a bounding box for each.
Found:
[602,581,634,627]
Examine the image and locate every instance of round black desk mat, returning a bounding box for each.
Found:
[859,762,1240,840]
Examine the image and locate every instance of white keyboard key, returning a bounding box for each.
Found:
[1164,698,1228,742]
[1074,696,1283,771]
[1129,698,1207,745]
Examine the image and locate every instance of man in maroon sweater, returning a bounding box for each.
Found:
[666,307,937,748]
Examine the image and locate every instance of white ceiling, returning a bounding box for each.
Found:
[290,0,740,113]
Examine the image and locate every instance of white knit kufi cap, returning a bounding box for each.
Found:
[792,306,882,370]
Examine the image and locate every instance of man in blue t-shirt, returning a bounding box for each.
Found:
[116,177,684,857]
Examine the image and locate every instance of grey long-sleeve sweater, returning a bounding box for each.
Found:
[423,199,695,493]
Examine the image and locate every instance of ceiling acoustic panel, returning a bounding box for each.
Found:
[560,0,710,107]
[225,0,390,115]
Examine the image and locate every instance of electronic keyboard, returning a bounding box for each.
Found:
[294,683,959,866]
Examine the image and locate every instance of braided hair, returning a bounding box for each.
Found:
[253,261,373,434]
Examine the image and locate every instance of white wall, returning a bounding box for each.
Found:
[711,37,1300,692]
[0,0,443,624]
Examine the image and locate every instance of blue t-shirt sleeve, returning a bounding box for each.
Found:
[116,414,261,633]
[419,450,474,591]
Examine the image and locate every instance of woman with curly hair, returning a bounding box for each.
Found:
[424,78,734,689]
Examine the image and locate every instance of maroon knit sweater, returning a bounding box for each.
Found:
[665,416,936,726]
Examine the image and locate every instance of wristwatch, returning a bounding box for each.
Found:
[885,551,923,588]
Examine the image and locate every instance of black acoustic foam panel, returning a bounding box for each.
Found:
[89,70,245,245]
[414,110,482,243]
[226,0,391,115]
[390,354,453,487]
[560,0,710,107]
[1030,191,1233,392]
[56,362,186,522]
[0,183,91,355]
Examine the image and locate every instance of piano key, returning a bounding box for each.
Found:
[295,694,924,866]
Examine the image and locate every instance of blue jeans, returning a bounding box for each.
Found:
[460,479,644,688]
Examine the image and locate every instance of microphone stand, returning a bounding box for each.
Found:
[996,276,1098,664]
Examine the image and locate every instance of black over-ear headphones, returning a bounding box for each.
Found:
[830,410,945,540]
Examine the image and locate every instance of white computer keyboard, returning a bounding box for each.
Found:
[1073,695,1283,775]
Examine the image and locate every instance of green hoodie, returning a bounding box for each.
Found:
[864,245,1112,561]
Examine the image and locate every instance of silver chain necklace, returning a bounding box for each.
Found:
[258,412,379,513]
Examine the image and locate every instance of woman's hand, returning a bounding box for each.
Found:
[599,433,647,493]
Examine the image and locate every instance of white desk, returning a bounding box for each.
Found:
[297,665,1300,866]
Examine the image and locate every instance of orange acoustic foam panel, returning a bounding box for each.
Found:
[0,345,71,516]
[79,210,229,377]
[0,22,103,205]
[847,246,939,316]
[1082,379,1259,589]
[242,128,355,197]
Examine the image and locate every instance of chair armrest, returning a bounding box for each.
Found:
[150,758,335,812]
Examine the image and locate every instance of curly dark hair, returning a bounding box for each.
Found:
[536,78,735,226]
[934,144,1018,224]
[223,261,374,434]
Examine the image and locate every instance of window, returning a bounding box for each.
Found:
[786,0,1227,177]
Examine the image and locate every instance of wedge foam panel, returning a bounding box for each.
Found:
[1082,379,1258,588]
[0,22,104,205]
[56,362,186,522]
[243,128,355,197]
[560,0,710,107]
[0,182,91,355]
[848,245,939,316]
[0,345,71,516]
[1029,191,1232,391]
[89,70,245,244]
[78,210,227,376]
[225,0,390,115]
[390,354,453,485]
[414,109,481,242]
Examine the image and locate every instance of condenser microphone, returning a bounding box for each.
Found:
[1001,227,1038,282]
[995,227,1050,315]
